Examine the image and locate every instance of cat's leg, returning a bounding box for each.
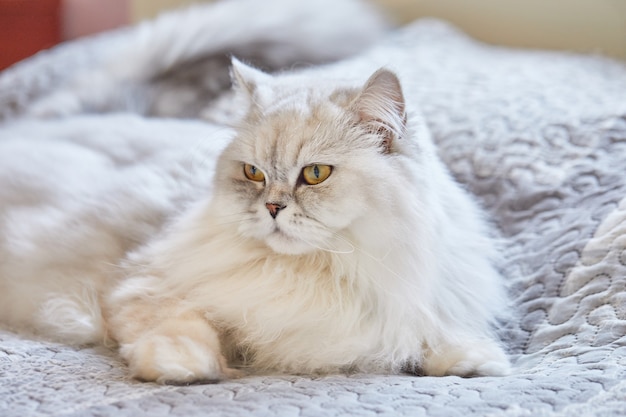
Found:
[422,336,511,377]
[106,296,240,384]
[120,312,241,384]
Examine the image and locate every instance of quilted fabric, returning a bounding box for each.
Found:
[1,18,626,417]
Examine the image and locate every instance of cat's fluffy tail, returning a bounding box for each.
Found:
[27,0,389,118]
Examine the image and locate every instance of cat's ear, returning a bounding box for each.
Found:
[352,69,406,153]
[230,57,272,97]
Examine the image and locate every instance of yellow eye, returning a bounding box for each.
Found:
[243,164,265,182]
[302,164,332,185]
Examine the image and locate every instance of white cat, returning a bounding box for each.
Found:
[97,60,511,383]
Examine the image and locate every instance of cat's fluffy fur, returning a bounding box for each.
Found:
[1,2,511,381]
[0,115,234,345]
[1,60,510,382]
[99,60,510,383]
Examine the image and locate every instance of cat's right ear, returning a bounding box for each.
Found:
[230,57,272,98]
[352,68,406,153]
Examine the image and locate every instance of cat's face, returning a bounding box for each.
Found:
[213,60,406,255]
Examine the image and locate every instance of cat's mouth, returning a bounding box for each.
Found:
[265,226,312,255]
[271,226,297,242]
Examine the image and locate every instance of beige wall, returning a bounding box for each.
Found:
[130,0,626,60]
[375,0,626,60]
[63,0,129,40]
[131,0,210,21]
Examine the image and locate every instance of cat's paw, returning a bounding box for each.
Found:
[119,323,241,384]
[422,339,511,377]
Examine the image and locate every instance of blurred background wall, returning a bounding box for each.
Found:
[1,0,625,70]
[380,0,626,61]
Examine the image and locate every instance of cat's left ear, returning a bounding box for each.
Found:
[352,69,406,153]
[230,57,272,98]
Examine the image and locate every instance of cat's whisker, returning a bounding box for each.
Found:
[100,261,133,273]
[293,221,356,255]
[304,224,415,297]
[326,238,356,255]
[310,226,422,295]
[355,248,423,294]
[210,217,256,227]
[300,234,355,255]
[379,246,394,262]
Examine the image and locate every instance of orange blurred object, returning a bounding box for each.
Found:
[0,0,61,70]
[62,0,129,41]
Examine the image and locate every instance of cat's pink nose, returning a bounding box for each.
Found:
[265,203,286,219]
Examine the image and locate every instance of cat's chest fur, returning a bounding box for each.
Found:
[184,244,414,373]
[102,62,510,383]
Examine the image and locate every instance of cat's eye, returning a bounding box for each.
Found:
[243,164,265,182]
[302,164,332,185]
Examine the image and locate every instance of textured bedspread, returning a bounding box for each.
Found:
[1,6,626,417]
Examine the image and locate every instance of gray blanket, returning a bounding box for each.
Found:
[1,12,626,417]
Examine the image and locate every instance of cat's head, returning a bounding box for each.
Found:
[213,59,409,255]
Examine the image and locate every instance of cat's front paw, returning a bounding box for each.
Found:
[422,339,511,377]
[119,329,241,384]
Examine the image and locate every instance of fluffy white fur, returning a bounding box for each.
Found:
[100,60,510,383]
[0,60,511,382]
[0,116,233,345]
[0,3,510,380]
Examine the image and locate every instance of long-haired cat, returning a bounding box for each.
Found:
[95,60,510,383]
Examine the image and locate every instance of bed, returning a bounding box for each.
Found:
[1,2,625,416]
